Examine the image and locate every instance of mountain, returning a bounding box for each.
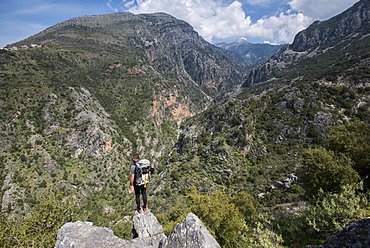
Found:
[215,38,283,69]
[16,12,246,102]
[0,11,246,230]
[244,0,370,86]
[1,2,370,247]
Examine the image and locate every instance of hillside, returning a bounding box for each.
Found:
[0,12,247,245]
[16,12,246,102]
[1,1,370,247]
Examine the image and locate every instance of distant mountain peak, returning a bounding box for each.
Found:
[215,39,283,69]
[236,37,248,44]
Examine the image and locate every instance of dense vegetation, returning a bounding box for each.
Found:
[153,80,370,247]
[1,6,370,247]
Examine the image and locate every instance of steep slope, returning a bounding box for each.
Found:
[1,3,370,247]
[216,38,283,69]
[244,0,370,86]
[0,12,246,225]
[152,0,370,226]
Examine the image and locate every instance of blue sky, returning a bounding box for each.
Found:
[0,0,359,47]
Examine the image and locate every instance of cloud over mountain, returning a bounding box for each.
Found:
[125,0,358,44]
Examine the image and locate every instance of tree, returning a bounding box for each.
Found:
[231,191,258,224]
[187,188,248,248]
[327,120,370,188]
[299,148,360,198]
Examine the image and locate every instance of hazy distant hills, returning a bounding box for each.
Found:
[215,38,283,69]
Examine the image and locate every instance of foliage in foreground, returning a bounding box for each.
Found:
[276,183,368,247]
[0,192,78,247]
[158,187,282,248]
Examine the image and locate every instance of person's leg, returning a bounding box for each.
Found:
[141,186,147,210]
[134,185,141,211]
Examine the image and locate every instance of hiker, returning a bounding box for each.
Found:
[129,154,153,213]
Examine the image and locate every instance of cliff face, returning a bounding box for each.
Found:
[290,0,370,52]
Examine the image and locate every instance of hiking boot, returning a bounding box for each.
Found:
[143,205,149,211]
[136,207,143,213]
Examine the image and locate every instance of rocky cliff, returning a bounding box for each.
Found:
[244,0,370,86]
[55,211,220,248]
[55,213,370,248]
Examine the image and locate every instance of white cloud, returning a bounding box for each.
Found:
[246,0,273,6]
[247,12,312,43]
[126,0,313,43]
[128,0,253,41]
[106,2,118,12]
[123,0,136,9]
[121,0,360,44]
[288,0,359,20]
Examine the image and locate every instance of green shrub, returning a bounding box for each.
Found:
[0,192,77,247]
[187,188,249,248]
[304,183,366,239]
[299,148,360,198]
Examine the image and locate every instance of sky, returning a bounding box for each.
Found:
[0,0,360,47]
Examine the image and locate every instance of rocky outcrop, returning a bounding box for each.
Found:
[161,213,220,248]
[55,211,220,248]
[271,173,298,191]
[54,221,133,248]
[306,217,370,248]
[131,210,166,248]
[290,0,370,52]
[323,217,370,248]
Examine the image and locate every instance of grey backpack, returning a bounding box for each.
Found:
[135,159,151,187]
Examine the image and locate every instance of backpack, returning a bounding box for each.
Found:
[135,159,151,187]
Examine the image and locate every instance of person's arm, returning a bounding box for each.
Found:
[129,174,135,189]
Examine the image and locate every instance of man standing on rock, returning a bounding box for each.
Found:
[129,154,153,213]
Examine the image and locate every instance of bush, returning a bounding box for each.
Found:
[304,183,366,239]
[299,148,360,198]
[327,120,370,188]
[187,188,248,247]
[0,192,77,247]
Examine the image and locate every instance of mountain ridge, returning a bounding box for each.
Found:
[15,12,246,102]
[1,2,370,247]
[244,0,370,86]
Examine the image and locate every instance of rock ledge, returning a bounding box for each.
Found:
[55,211,220,248]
